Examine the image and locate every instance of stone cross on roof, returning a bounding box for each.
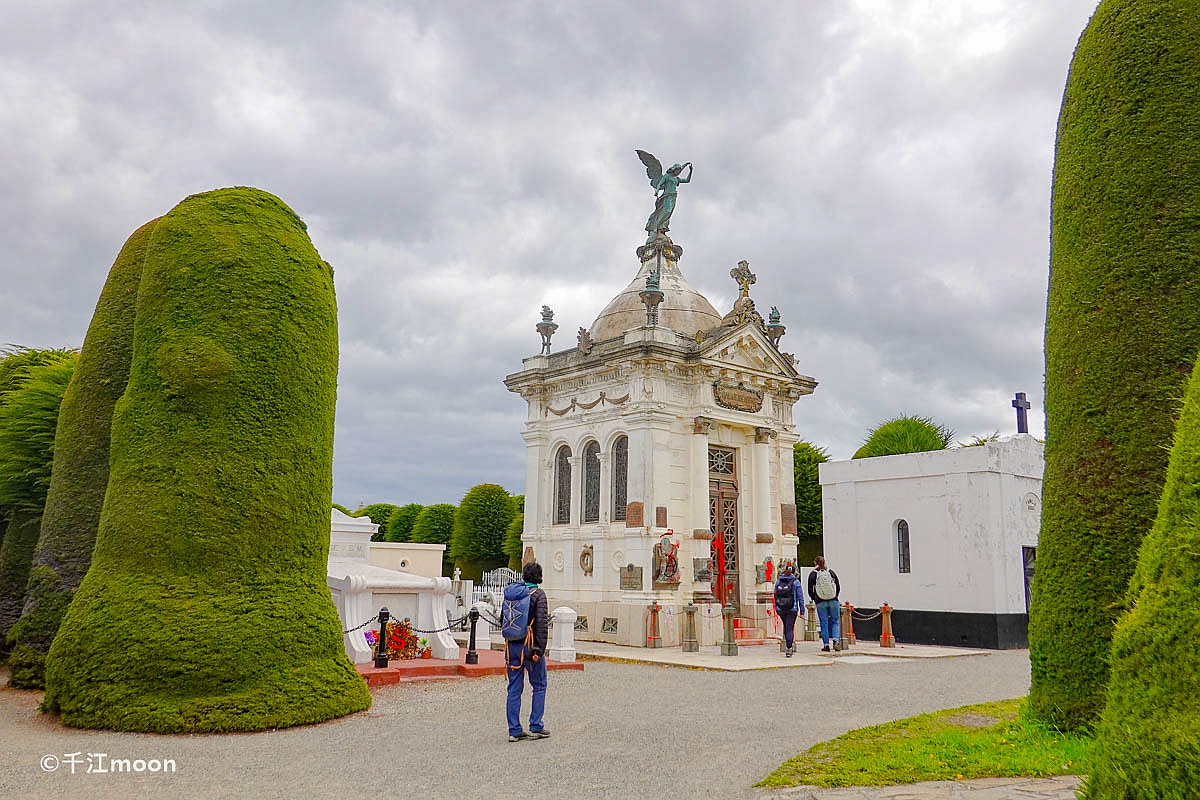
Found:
[730,260,756,298]
[1012,392,1031,434]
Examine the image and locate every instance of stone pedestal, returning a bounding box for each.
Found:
[549,606,578,662]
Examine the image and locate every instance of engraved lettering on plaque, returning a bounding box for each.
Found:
[655,506,667,528]
[620,563,643,591]
[625,501,644,528]
[781,503,798,536]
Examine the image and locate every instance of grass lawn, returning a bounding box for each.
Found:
[757,697,1090,788]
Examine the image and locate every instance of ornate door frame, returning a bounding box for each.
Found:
[708,446,739,611]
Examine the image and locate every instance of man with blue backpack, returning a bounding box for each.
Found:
[772,562,804,656]
[501,561,550,742]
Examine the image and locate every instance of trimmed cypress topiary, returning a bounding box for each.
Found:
[1082,346,1200,797]
[354,502,398,542]
[7,220,157,689]
[450,483,514,578]
[384,503,423,543]
[792,442,828,538]
[0,356,77,650]
[43,187,370,732]
[410,503,457,575]
[1030,0,1200,731]
[504,494,525,571]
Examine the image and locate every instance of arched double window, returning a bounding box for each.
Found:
[896,519,911,574]
[581,441,601,523]
[554,446,572,524]
[611,435,628,521]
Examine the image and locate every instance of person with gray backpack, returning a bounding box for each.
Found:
[501,561,550,741]
[807,556,842,652]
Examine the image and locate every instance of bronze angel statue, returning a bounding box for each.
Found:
[636,150,692,242]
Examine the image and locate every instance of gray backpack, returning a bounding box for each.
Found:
[815,569,837,600]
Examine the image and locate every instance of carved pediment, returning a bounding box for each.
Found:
[697,325,798,379]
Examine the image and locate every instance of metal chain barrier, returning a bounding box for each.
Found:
[343,616,378,635]
[851,608,882,621]
[408,614,468,635]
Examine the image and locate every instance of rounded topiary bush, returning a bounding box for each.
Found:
[1030,0,1200,731]
[852,416,953,459]
[354,503,398,542]
[1082,344,1200,797]
[450,483,514,577]
[43,187,370,732]
[7,220,157,689]
[384,503,423,543]
[410,503,457,575]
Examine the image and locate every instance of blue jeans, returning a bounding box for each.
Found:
[506,643,547,736]
[779,609,799,648]
[816,599,841,646]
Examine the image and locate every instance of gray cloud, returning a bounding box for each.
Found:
[0,1,1100,506]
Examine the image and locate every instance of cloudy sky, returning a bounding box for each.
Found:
[1,1,1099,508]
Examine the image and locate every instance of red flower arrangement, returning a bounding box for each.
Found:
[369,618,420,660]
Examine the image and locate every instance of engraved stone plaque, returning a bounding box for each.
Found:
[625,501,644,528]
[756,563,768,583]
[713,381,764,413]
[620,563,643,591]
[781,503,798,536]
[655,506,667,528]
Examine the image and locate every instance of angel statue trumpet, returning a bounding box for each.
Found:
[636,150,692,243]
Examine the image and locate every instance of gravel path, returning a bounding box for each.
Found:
[1,650,1032,800]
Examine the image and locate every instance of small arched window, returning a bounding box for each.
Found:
[582,441,601,523]
[554,446,572,524]
[611,435,628,521]
[897,519,911,574]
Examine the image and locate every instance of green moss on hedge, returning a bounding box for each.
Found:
[42,187,370,731]
[1030,0,1200,731]
[1082,346,1200,797]
[8,220,156,689]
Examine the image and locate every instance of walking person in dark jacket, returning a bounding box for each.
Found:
[807,556,842,652]
[507,561,550,741]
[772,563,804,656]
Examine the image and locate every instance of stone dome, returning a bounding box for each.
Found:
[589,249,722,341]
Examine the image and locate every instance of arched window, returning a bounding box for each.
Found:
[554,446,572,525]
[897,519,911,574]
[611,435,628,521]
[582,441,601,523]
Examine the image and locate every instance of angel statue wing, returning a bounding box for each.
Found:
[636,149,663,186]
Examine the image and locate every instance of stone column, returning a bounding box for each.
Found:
[753,428,775,542]
[521,428,544,545]
[596,452,611,526]
[691,417,714,600]
[549,606,578,662]
[568,454,583,527]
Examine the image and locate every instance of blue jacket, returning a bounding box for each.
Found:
[773,574,803,614]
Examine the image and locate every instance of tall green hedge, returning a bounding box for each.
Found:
[1082,345,1200,797]
[1030,0,1200,732]
[0,356,77,650]
[7,220,156,688]
[792,442,828,537]
[354,502,398,542]
[384,503,423,542]
[43,187,370,732]
[450,483,514,577]
[504,494,525,571]
[411,503,457,575]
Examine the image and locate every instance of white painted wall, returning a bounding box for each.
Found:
[819,435,1042,615]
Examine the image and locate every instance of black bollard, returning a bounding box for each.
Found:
[374,607,391,668]
[465,606,480,665]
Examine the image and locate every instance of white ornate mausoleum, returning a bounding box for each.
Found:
[504,234,817,646]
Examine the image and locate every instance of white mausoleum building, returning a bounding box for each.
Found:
[819,434,1043,649]
[505,234,816,646]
